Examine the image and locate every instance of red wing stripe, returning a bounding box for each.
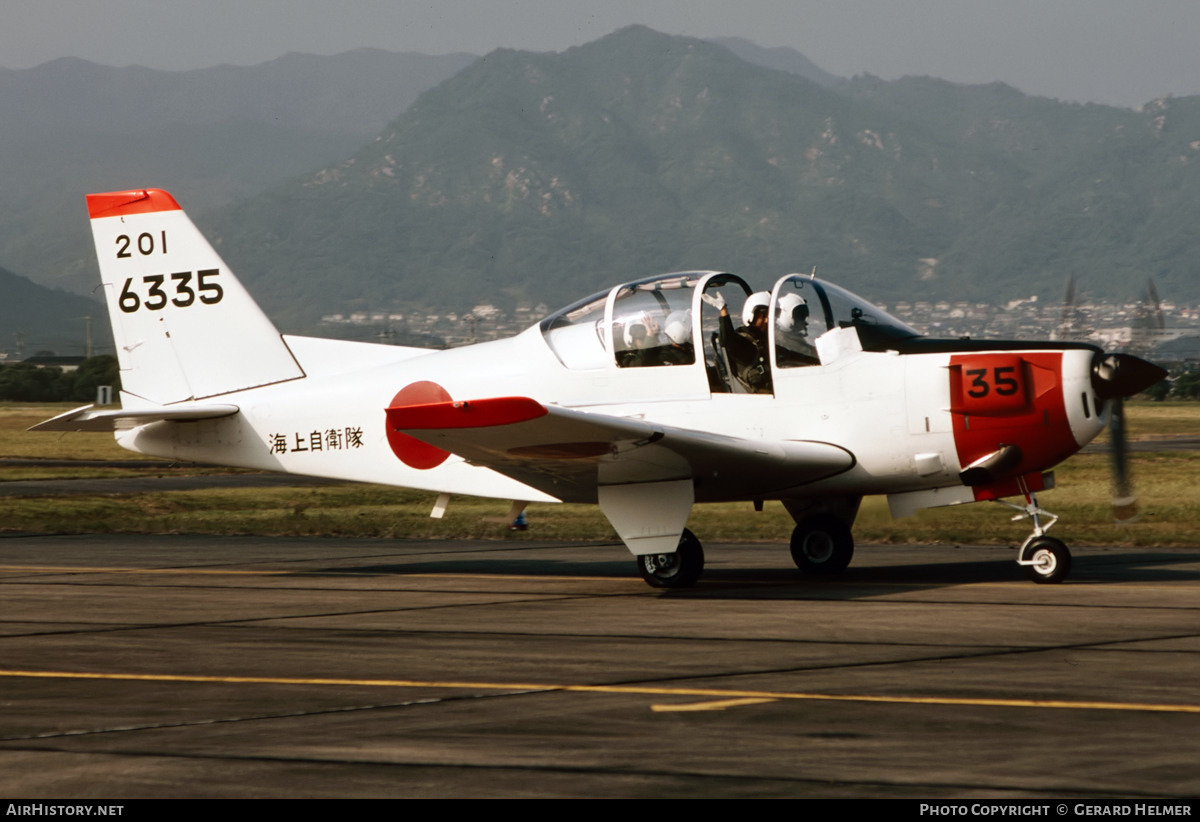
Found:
[87,189,183,219]
[386,396,548,430]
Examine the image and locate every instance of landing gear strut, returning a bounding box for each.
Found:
[998,491,1073,584]
[637,528,704,588]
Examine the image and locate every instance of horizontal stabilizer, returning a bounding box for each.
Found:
[29,403,239,433]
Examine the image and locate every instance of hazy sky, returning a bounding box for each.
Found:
[6,0,1198,109]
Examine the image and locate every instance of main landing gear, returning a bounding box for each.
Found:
[631,496,861,589]
[634,514,859,589]
[637,528,704,588]
[789,513,855,575]
[784,498,859,578]
[998,492,1073,584]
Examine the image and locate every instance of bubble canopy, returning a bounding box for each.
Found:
[538,271,920,374]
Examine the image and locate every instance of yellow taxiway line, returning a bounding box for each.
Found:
[1,668,1199,715]
[651,697,779,712]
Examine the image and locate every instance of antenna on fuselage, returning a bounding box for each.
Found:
[809,266,817,280]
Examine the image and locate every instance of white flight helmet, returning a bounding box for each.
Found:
[664,310,692,345]
[776,293,810,332]
[742,291,771,326]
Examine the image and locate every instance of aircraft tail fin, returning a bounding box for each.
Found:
[86,189,304,404]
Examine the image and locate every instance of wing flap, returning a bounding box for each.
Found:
[387,397,854,503]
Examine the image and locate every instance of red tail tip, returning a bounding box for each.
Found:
[86,189,182,219]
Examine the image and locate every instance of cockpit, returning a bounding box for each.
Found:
[538,271,920,395]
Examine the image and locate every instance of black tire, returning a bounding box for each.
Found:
[790,514,854,575]
[637,529,704,588]
[1024,536,1072,584]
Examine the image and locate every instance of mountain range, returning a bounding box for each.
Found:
[207,26,1200,327]
[3,25,1199,350]
[0,47,473,353]
[0,266,109,357]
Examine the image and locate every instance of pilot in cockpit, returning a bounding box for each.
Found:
[775,293,820,366]
[619,309,695,367]
[619,313,661,368]
[660,309,694,365]
[704,291,773,393]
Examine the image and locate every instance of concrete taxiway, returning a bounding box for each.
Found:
[0,534,1198,798]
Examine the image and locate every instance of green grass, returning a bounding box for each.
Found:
[1094,401,1200,442]
[0,403,156,463]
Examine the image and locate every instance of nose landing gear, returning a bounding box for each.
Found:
[998,492,1073,584]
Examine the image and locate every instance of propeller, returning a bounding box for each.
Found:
[1061,273,1168,522]
[1092,351,1167,522]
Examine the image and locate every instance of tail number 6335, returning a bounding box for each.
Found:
[118,269,224,313]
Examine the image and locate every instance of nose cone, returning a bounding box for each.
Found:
[1092,353,1168,399]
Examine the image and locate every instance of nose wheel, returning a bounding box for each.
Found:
[1023,535,1072,584]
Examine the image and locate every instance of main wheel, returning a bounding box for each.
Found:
[790,514,854,575]
[637,529,704,588]
[1024,536,1072,584]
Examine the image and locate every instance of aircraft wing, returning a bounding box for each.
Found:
[386,396,854,503]
[29,403,239,432]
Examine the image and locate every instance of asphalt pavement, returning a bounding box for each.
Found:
[1,534,1197,798]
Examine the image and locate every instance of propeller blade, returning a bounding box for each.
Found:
[1093,352,1164,522]
[1108,395,1138,523]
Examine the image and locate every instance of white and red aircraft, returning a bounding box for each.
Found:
[35,189,1165,587]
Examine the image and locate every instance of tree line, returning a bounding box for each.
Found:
[1155,370,1200,400]
[0,356,120,402]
